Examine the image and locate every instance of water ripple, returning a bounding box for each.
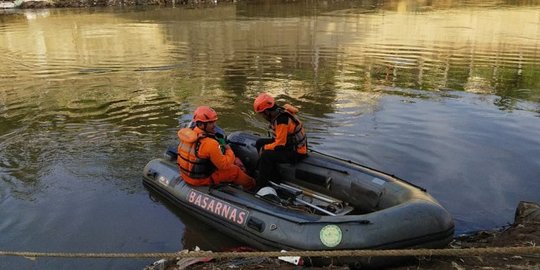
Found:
[0,5,540,265]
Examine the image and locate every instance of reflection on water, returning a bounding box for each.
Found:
[1,1,540,269]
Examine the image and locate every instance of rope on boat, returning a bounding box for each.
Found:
[0,246,539,259]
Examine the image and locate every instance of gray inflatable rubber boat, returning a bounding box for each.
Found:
[143,131,454,267]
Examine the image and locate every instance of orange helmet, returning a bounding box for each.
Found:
[253,93,275,113]
[193,106,218,123]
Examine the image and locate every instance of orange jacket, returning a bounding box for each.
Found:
[178,127,236,185]
[263,107,307,155]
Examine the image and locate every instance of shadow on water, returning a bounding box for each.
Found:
[144,183,243,251]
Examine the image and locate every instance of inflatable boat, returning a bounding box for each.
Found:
[143,131,454,267]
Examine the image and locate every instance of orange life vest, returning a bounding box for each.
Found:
[270,106,308,152]
[177,127,216,179]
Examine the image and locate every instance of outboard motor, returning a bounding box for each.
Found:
[227,131,261,174]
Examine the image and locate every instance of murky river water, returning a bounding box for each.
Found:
[1,1,540,268]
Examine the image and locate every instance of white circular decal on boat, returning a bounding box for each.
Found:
[320,225,342,247]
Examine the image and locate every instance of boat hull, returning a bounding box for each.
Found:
[143,131,454,267]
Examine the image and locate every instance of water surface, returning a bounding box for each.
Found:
[1,1,540,269]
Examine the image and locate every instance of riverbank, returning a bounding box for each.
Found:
[145,201,540,270]
[0,0,231,9]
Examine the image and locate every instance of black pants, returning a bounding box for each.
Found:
[255,138,305,188]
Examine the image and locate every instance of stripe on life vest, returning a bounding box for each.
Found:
[187,189,249,226]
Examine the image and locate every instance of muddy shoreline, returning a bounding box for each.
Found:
[146,201,540,270]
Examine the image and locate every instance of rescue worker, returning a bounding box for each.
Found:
[177,106,255,190]
[253,93,308,188]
